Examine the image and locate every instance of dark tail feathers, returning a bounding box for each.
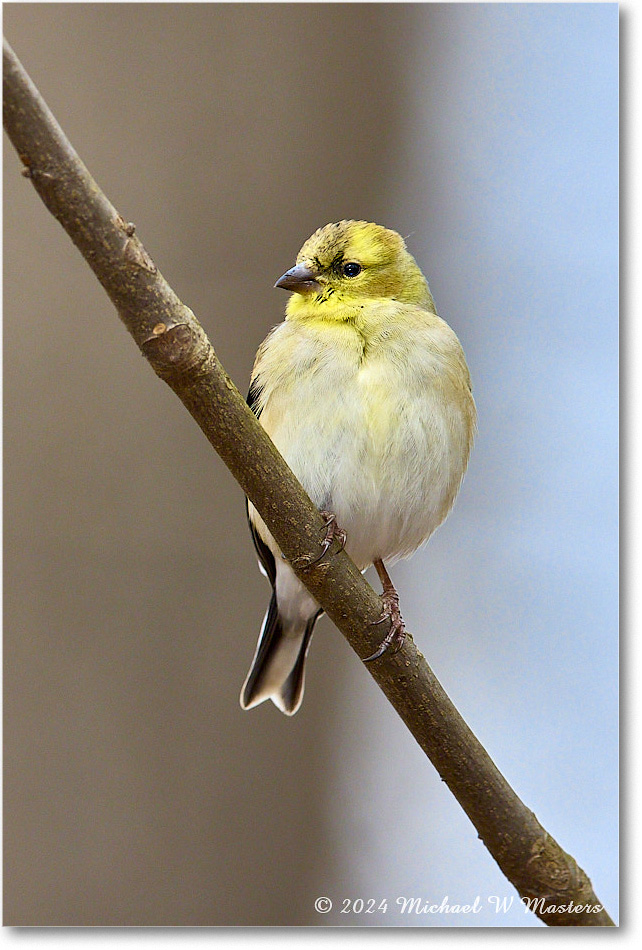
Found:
[240,591,321,715]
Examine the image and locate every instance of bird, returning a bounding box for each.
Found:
[240,220,476,715]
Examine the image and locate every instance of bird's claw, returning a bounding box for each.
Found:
[293,510,346,570]
[363,588,406,662]
[318,510,347,556]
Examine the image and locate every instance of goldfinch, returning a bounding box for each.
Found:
[241,221,476,715]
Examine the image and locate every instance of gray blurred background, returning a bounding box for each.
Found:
[4,2,618,927]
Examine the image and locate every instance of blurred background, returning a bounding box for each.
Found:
[4,2,618,927]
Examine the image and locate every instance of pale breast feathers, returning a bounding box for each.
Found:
[250,311,475,568]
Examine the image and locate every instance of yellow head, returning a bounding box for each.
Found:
[275,221,435,318]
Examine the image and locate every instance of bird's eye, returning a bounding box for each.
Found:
[342,262,362,278]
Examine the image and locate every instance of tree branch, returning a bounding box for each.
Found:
[3,37,614,927]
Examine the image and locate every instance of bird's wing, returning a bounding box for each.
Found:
[245,378,276,585]
[246,375,263,419]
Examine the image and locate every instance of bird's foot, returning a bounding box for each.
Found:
[363,560,406,662]
[318,510,347,557]
[293,510,346,569]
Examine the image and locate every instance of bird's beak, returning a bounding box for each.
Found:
[274,263,321,294]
